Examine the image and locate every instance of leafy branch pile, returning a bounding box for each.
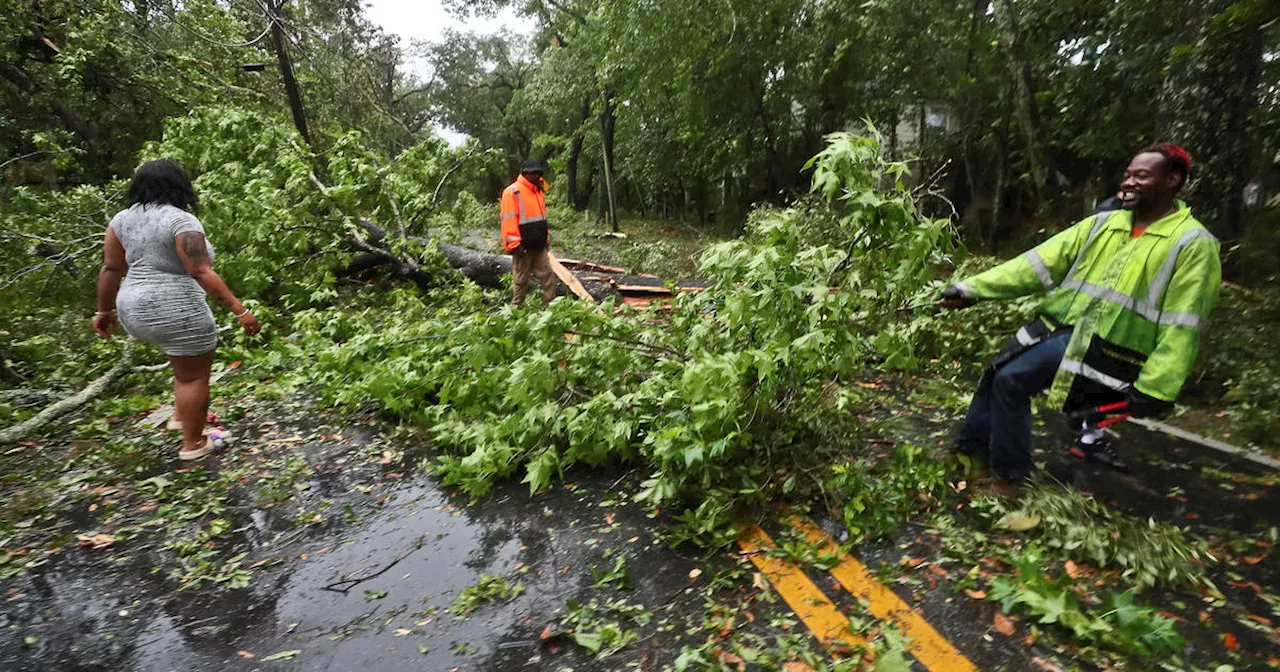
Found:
[988,485,1213,589]
[988,545,1186,659]
[266,130,959,542]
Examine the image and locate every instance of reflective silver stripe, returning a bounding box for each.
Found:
[501,213,518,220]
[1060,278,1142,313]
[1061,279,1203,331]
[1144,229,1216,307]
[1015,326,1037,346]
[1060,358,1129,391]
[513,188,547,225]
[1025,250,1054,288]
[1158,311,1202,329]
[1064,211,1112,282]
[955,281,973,298]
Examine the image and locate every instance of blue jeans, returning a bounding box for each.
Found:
[956,331,1071,481]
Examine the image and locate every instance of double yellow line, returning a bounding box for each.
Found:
[738,519,976,671]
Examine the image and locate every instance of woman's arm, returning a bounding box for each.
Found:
[175,231,261,336]
[94,226,127,338]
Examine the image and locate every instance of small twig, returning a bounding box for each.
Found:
[321,534,426,593]
[309,171,422,274]
[281,249,337,271]
[912,158,952,196]
[609,468,635,491]
[367,154,407,239]
[566,329,687,360]
[430,144,479,212]
[0,150,52,173]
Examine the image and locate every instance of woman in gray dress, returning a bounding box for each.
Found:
[93,160,261,460]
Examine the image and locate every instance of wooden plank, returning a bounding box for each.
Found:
[616,284,671,295]
[559,259,629,274]
[547,252,596,301]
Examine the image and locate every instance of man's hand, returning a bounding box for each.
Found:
[1125,387,1172,418]
[939,286,976,310]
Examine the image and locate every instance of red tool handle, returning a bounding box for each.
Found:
[1070,400,1130,420]
[1096,413,1132,429]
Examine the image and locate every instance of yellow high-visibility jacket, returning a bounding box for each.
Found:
[954,201,1221,410]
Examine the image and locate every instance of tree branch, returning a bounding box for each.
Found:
[0,341,136,444]
[430,144,479,212]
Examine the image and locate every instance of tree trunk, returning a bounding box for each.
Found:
[1158,0,1275,250]
[989,89,1013,255]
[567,97,590,210]
[0,63,98,143]
[598,91,618,229]
[756,91,783,198]
[958,0,987,239]
[992,0,1051,201]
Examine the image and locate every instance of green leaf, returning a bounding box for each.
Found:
[996,511,1042,531]
[573,630,604,654]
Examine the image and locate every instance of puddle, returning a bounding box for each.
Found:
[2,457,714,672]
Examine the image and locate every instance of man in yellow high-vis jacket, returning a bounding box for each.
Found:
[941,143,1221,481]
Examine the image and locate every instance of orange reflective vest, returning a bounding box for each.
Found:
[500,175,549,252]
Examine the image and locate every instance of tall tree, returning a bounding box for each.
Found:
[992,0,1052,200]
[1159,0,1279,244]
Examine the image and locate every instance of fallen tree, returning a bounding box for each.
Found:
[339,219,617,300]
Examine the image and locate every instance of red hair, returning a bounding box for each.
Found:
[1140,142,1192,189]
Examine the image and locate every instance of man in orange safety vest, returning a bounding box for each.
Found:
[501,159,557,306]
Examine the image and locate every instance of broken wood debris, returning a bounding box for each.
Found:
[556,258,629,274]
[548,253,595,302]
[615,284,673,295]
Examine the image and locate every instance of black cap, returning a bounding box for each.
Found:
[520,159,547,174]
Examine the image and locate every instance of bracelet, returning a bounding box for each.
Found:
[234,308,250,318]
[94,310,114,317]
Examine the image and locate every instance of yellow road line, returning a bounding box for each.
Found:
[737,524,867,649]
[790,518,977,672]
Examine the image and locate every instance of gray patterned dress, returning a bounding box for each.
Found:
[111,204,218,356]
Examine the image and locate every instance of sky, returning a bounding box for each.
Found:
[364,0,529,144]
[364,0,527,77]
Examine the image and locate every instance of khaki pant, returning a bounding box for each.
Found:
[511,248,557,306]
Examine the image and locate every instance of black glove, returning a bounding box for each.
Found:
[939,286,976,310]
[1125,387,1173,418]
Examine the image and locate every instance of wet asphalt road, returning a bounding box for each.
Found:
[3,405,1279,671]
